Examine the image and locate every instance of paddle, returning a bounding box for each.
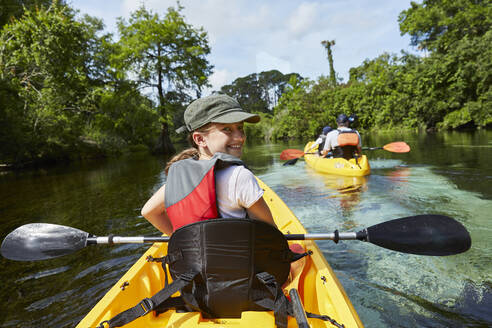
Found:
[280,149,317,166]
[1,215,471,261]
[362,141,410,153]
[280,142,410,166]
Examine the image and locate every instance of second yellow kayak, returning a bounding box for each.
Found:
[304,142,371,177]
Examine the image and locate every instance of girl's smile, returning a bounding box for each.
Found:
[194,122,246,159]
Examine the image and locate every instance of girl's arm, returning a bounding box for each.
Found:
[307,137,322,153]
[246,196,276,227]
[141,184,174,236]
[321,136,332,156]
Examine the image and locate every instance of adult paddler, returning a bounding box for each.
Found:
[321,113,362,160]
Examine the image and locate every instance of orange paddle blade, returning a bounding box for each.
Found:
[280,149,305,160]
[383,142,411,153]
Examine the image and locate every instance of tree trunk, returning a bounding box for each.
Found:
[327,45,337,87]
[153,122,176,155]
[153,48,175,155]
[321,40,337,87]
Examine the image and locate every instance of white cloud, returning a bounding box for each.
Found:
[256,52,291,75]
[288,2,320,39]
[208,69,234,92]
[70,0,419,90]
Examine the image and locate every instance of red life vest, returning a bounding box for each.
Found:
[333,129,360,160]
[337,129,360,147]
[164,153,244,231]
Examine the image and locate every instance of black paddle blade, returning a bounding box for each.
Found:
[283,158,299,166]
[1,223,89,261]
[366,215,471,256]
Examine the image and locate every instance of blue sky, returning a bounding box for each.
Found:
[68,0,420,94]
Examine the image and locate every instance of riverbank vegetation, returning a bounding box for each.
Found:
[237,0,492,140]
[1,0,490,167]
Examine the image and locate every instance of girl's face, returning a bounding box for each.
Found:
[193,122,246,159]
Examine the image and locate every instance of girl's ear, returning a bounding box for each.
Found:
[192,131,207,147]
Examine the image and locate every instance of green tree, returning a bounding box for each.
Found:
[89,82,160,148]
[114,4,213,154]
[0,0,60,27]
[221,74,267,113]
[269,0,492,138]
[273,76,320,139]
[258,70,302,109]
[399,0,492,128]
[220,70,302,113]
[0,4,108,164]
[436,30,492,128]
[347,53,415,128]
[399,0,492,53]
[321,40,337,86]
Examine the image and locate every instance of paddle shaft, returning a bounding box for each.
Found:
[86,231,363,245]
[87,236,170,244]
[282,152,317,166]
[286,231,361,241]
[281,142,409,163]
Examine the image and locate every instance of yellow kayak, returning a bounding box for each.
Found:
[304,142,370,177]
[77,178,363,328]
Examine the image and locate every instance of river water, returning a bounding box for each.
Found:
[0,130,490,327]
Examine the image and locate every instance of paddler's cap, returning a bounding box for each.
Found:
[322,126,332,135]
[336,113,349,124]
[176,94,260,133]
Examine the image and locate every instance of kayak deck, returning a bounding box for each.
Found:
[76,178,363,328]
[304,142,370,177]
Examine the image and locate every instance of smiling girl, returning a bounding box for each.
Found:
[141,94,275,236]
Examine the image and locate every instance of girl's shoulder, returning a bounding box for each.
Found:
[217,163,252,176]
[216,164,256,184]
[235,164,255,178]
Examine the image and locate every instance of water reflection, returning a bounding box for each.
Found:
[263,142,491,327]
[305,169,368,214]
[0,130,491,327]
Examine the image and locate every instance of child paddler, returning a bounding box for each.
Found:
[141,94,275,235]
[101,96,321,328]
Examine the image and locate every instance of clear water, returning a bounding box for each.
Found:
[0,130,490,327]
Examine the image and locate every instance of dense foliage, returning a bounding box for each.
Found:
[218,70,302,140]
[114,5,213,153]
[1,0,490,166]
[220,70,302,113]
[271,0,491,140]
[0,3,209,166]
[0,0,58,27]
[0,5,109,164]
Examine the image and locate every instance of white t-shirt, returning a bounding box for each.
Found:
[215,165,264,218]
[307,135,326,152]
[323,127,361,152]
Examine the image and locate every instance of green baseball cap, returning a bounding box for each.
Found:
[176,94,260,133]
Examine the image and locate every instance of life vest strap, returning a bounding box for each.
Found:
[255,272,289,328]
[98,272,198,328]
[146,250,183,287]
[306,312,346,328]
